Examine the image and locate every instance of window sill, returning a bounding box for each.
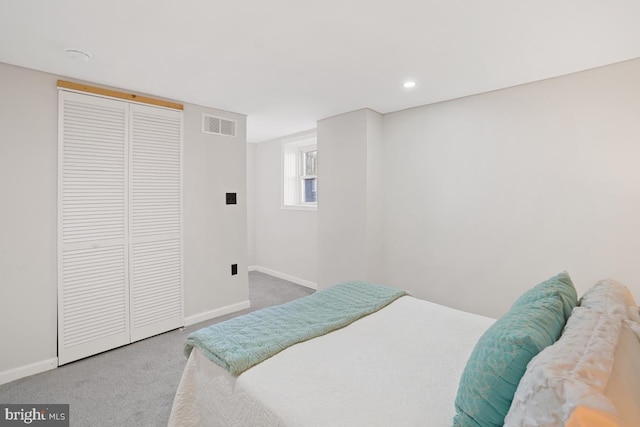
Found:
[282,204,317,212]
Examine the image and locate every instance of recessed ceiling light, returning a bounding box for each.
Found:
[65,49,91,61]
[403,81,417,89]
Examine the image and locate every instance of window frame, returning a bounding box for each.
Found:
[298,145,317,205]
[281,133,317,211]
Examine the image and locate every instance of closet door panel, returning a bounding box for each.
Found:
[130,237,182,340]
[129,104,183,342]
[58,92,129,365]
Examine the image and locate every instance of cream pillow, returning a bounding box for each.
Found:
[580,279,637,315]
[505,280,640,427]
[504,306,620,426]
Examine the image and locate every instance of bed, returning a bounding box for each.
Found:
[169,273,640,427]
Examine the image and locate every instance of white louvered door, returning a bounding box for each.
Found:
[58,92,130,365]
[129,104,183,342]
[58,91,183,365]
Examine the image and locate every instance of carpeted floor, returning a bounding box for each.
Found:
[0,271,314,426]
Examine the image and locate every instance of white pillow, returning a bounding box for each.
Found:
[604,321,640,427]
[580,279,637,316]
[504,306,620,426]
[505,280,640,427]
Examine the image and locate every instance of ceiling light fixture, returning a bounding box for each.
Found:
[403,81,417,89]
[65,49,92,61]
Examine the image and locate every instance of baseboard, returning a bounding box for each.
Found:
[0,357,58,386]
[184,300,251,326]
[251,265,318,290]
[248,265,258,272]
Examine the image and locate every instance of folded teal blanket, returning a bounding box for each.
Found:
[185,281,408,376]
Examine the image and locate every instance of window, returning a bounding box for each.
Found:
[282,134,317,210]
[300,146,317,203]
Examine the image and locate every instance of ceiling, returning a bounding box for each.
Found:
[1,1,639,143]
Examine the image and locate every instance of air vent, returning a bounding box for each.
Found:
[202,114,236,137]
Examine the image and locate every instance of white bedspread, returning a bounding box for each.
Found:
[169,296,495,427]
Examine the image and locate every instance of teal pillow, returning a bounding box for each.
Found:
[511,271,577,320]
[452,296,566,427]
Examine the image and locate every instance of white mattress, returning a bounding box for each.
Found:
[169,296,495,427]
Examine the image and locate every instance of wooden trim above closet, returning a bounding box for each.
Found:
[57,80,184,111]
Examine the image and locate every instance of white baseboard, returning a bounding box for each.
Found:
[0,357,58,386]
[250,265,318,290]
[184,300,251,326]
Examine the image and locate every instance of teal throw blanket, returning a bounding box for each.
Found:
[185,281,407,376]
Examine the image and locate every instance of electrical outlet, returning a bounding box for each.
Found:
[231,264,238,275]
[226,193,237,205]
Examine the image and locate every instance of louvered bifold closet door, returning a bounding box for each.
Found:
[129,104,183,342]
[58,92,129,365]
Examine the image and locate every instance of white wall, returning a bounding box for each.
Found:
[249,59,640,319]
[0,62,249,382]
[317,109,384,289]
[0,63,58,380]
[365,111,384,282]
[252,131,317,286]
[247,143,256,266]
[382,58,640,318]
[183,104,249,319]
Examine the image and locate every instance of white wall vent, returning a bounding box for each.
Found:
[202,114,236,137]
